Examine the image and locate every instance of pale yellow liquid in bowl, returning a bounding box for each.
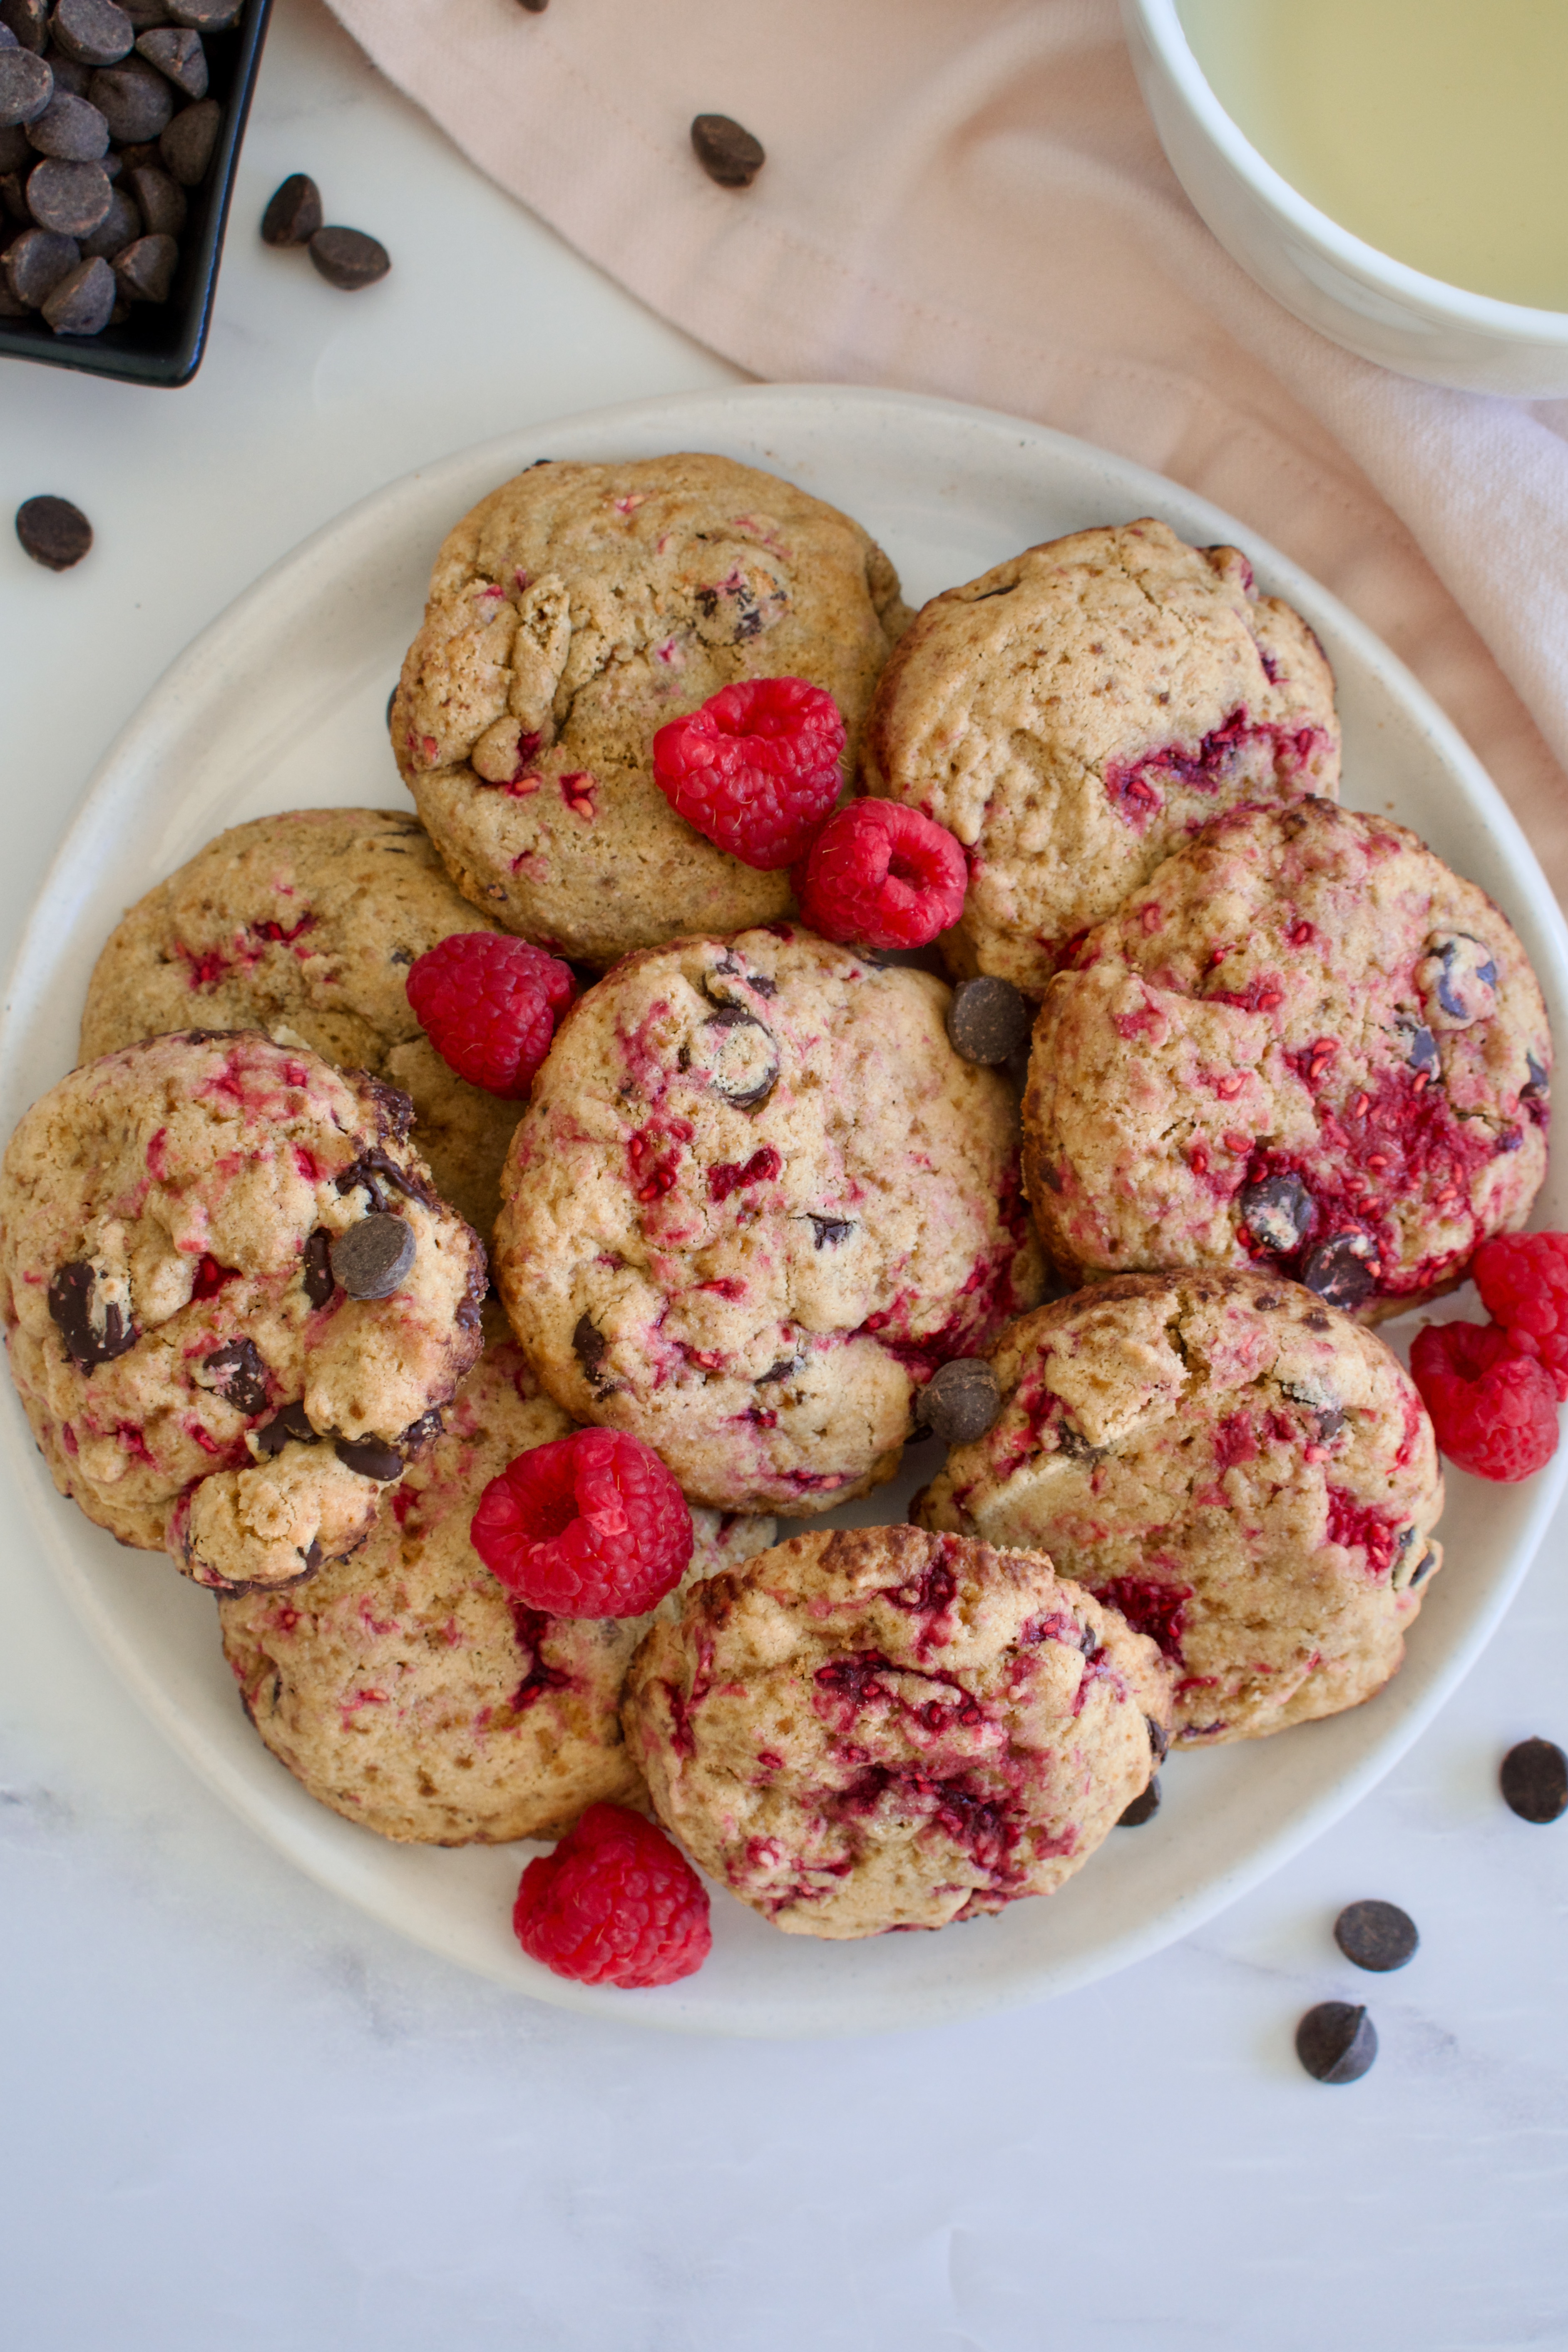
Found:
[1177,0,1568,311]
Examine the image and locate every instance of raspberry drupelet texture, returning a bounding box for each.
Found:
[1472,1232,1568,1401]
[1409,1319,1560,1482]
[512,1801,712,1987]
[651,677,847,870]
[470,1425,693,1615]
[794,800,967,952]
[406,933,575,1099]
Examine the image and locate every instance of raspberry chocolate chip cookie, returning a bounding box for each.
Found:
[862,518,1340,993]
[79,809,521,1240]
[914,1271,1444,1745]
[0,1032,487,1593]
[219,1320,776,1845]
[393,453,910,967]
[492,926,1044,1514]
[1023,800,1550,1315]
[621,1523,1172,1938]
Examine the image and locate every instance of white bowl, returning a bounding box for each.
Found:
[1122,0,1568,398]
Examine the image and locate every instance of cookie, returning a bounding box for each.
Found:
[1023,799,1550,1314]
[862,518,1340,993]
[0,1032,487,1592]
[393,453,910,967]
[78,808,520,1241]
[492,926,1044,1513]
[621,1523,1172,1937]
[219,1322,777,1844]
[914,1271,1444,1744]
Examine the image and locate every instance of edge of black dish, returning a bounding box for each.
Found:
[0,0,274,390]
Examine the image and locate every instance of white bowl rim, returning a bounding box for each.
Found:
[1132,0,1568,343]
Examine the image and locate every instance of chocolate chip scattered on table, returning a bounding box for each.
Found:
[15,492,92,568]
[308,222,389,290]
[1334,1899,1419,1972]
[259,168,319,246]
[691,112,765,189]
[1500,1736,1568,1824]
[1295,2001,1378,2083]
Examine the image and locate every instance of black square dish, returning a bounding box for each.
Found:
[0,0,273,390]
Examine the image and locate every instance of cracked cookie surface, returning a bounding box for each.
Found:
[862,518,1340,993]
[79,808,520,1243]
[393,453,910,966]
[219,1320,776,1845]
[0,1031,487,1593]
[622,1522,1171,1938]
[1023,799,1550,1313]
[492,926,1044,1513]
[914,1270,1443,1745]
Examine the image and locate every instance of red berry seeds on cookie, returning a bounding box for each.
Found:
[652,677,846,868]
[795,800,967,952]
[513,1802,712,1988]
[471,1425,693,1615]
[406,932,575,1099]
[1409,1320,1559,1483]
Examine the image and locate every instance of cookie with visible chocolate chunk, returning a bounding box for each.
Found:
[492,925,1043,1514]
[79,808,520,1240]
[1023,799,1550,1315]
[914,1270,1444,1745]
[393,453,910,967]
[621,1522,1171,1938]
[862,518,1339,993]
[219,1323,777,1844]
[0,1031,486,1593]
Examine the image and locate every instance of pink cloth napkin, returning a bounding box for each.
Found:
[329,0,1568,905]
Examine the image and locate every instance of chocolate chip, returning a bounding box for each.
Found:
[1334,1898,1418,1972]
[78,178,136,250]
[1118,1777,1161,1826]
[109,222,170,295]
[201,1336,268,1416]
[572,1312,610,1388]
[807,1213,855,1249]
[396,1406,443,1459]
[335,1143,433,1211]
[85,51,166,137]
[1408,1546,1437,1590]
[918,1357,1001,1447]
[757,1354,800,1386]
[15,488,90,565]
[123,154,178,229]
[0,0,49,53]
[329,1212,415,1300]
[516,0,547,10]
[946,975,1033,1066]
[1295,2001,1377,2083]
[690,111,765,188]
[299,1537,322,1573]
[116,0,172,27]
[254,1399,315,1454]
[1500,1736,1568,1824]
[301,1225,334,1308]
[259,167,319,246]
[40,244,109,325]
[156,89,214,181]
[1401,1021,1439,1075]
[0,40,50,117]
[45,49,90,97]
[26,87,107,155]
[47,1259,135,1367]
[696,1004,778,1109]
[26,152,110,230]
[50,0,134,64]
[1301,1233,1375,1309]
[335,1434,402,1482]
[1240,1171,1313,1253]
[0,117,29,166]
[134,22,201,92]
[164,0,239,25]
[1523,1051,1549,1100]
[308,222,389,288]
[1145,1713,1170,1766]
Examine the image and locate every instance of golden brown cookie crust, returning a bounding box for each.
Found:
[914,1270,1444,1745]
[622,1523,1171,1937]
[393,453,911,966]
[862,518,1340,992]
[79,808,520,1243]
[492,926,1043,1514]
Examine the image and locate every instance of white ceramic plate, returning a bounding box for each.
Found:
[3,385,1564,2039]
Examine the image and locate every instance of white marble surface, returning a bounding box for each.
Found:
[1,2,1566,2342]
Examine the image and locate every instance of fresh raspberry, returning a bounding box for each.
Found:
[794,800,967,952]
[651,677,845,869]
[1409,1319,1560,1482]
[513,1802,711,1989]
[1472,1232,1568,1401]
[405,933,574,1099]
[470,1426,693,1615]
